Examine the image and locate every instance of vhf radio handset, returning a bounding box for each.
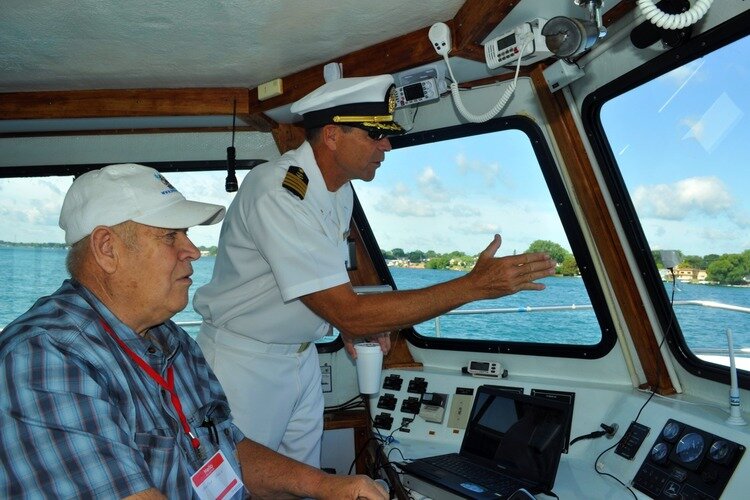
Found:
[428,22,452,56]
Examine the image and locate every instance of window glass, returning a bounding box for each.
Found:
[600,36,750,367]
[0,171,247,338]
[353,128,603,345]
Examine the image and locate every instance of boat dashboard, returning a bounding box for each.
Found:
[364,367,749,499]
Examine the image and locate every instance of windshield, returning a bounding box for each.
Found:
[599,34,750,370]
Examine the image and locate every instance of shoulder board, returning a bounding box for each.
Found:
[282,165,308,200]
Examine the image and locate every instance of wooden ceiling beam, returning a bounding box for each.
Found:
[0,88,250,120]
[452,0,518,62]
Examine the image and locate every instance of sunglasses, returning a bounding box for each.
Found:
[365,130,388,141]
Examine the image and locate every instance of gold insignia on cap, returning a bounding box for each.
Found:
[333,115,394,123]
[361,121,403,131]
[387,85,397,114]
[282,166,308,200]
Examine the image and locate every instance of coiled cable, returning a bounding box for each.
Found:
[636,0,713,30]
[441,33,532,123]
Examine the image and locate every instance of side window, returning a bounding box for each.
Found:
[599,36,750,369]
[0,171,246,337]
[353,126,605,347]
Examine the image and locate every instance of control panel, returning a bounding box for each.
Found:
[370,369,574,455]
[483,18,552,69]
[632,419,745,499]
[394,78,439,108]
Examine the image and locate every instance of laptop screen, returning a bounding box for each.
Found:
[460,385,572,489]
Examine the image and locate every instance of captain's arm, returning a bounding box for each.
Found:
[301,235,555,337]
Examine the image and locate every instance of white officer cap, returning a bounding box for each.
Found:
[290,75,405,136]
[59,163,226,245]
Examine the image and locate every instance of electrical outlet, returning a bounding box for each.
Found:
[447,392,473,429]
[320,364,332,393]
[258,78,283,101]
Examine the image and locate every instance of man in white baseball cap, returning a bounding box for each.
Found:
[0,163,387,499]
[59,163,225,245]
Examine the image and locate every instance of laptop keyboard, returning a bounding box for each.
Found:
[423,454,519,492]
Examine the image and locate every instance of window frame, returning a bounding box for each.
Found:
[581,9,750,387]
[338,115,617,359]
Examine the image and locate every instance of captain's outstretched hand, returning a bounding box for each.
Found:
[467,234,556,299]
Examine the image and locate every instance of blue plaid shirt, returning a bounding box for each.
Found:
[0,280,247,499]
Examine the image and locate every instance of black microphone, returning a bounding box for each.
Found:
[225,146,238,192]
[225,98,239,192]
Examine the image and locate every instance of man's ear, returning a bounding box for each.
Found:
[88,226,118,274]
[321,124,340,150]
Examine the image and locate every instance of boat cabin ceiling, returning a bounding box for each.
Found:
[0,0,629,139]
[2,1,750,498]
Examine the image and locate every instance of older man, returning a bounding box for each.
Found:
[0,164,386,500]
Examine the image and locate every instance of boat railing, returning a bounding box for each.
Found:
[3,301,747,340]
[430,300,749,337]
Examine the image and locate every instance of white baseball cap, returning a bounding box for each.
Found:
[59,163,226,244]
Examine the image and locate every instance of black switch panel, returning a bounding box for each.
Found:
[377,393,397,411]
[400,396,422,414]
[615,421,650,459]
[373,412,393,431]
[383,374,403,391]
[407,377,428,394]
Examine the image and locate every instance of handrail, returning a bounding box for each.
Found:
[673,300,750,314]
[430,299,749,337]
[3,300,747,333]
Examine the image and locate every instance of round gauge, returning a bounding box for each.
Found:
[676,432,705,464]
[650,442,669,464]
[709,440,731,462]
[662,421,681,441]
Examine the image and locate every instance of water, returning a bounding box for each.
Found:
[1,246,748,352]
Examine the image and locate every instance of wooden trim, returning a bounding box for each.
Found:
[529,65,674,395]
[346,220,420,369]
[0,88,250,120]
[323,409,369,474]
[270,123,306,154]
[452,0,517,61]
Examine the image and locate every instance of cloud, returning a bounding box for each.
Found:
[633,176,733,220]
[373,182,436,217]
[451,204,481,217]
[730,210,750,229]
[452,221,501,235]
[455,152,500,186]
[417,166,450,202]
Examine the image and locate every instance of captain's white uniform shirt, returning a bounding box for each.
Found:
[194,141,353,343]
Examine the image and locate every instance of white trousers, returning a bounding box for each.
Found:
[197,324,324,468]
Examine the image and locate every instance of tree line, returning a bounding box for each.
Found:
[3,239,747,285]
[382,240,750,285]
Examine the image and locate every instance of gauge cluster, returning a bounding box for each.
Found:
[632,419,745,499]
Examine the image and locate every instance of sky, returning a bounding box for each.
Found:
[1,36,748,258]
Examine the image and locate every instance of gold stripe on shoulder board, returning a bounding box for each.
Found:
[282,166,308,200]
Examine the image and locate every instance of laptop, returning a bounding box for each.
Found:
[399,385,572,499]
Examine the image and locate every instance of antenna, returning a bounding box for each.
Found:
[225,99,238,193]
[725,328,747,426]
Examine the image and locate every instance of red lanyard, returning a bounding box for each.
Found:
[99,318,201,451]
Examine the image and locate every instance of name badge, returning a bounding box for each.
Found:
[190,450,244,500]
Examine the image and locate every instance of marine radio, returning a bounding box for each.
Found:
[394,78,440,108]
[484,18,552,69]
